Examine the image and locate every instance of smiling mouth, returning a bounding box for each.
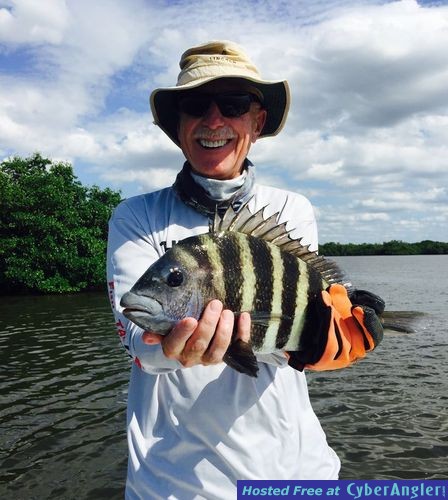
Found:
[197,138,232,149]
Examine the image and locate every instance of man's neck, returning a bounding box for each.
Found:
[172,159,255,217]
[190,170,247,202]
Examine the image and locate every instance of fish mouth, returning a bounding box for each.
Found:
[122,307,154,320]
[121,291,163,314]
[120,292,165,330]
[120,292,176,334]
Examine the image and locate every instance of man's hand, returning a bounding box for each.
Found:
[142,300,251,368]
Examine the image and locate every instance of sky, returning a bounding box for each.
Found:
[1,0,447,244]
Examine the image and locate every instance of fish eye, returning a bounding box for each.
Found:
[166,268,183,287]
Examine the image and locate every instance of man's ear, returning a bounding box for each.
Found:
[252,109,267,143]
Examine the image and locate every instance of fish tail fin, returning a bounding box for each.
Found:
[223,339,259,377]
[381,310,426,333]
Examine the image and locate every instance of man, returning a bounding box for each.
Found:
[107,40,383,499]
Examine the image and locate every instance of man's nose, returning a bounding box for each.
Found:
[201,102,225,128]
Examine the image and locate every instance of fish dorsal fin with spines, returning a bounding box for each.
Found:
[210,200,347,287]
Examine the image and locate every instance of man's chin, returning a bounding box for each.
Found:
[189,159,244,180]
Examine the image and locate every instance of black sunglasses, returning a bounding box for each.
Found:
[177,92,261,118]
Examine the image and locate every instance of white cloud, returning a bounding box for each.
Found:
[308,160,344,179]
[104,167,178,193]
[0,0,447,243]
[0,0,69,45]
[290,0,448,131]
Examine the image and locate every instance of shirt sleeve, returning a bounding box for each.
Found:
[106,199,182,374]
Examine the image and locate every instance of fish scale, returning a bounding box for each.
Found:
[259,243,284,353]
[214,233,245,313]
[277,251,300,348]
[235,233,257,313]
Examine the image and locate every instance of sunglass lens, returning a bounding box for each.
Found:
[215,94,253,117]
[178,93,257,118]
[178,96,212,117]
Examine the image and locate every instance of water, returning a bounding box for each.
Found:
[309,256,448,480]
[0,293,129,499]
[0,256,447,498]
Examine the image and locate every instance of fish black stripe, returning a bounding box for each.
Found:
[183,236,214,271]
[307,267,324,307]
[181,235,217,297]
[333,321,344,360]
[259,244,284,352]
[276,252,300,348]
[248,236,274,350]
[297,267,327,359]
[216,233,244,312]
[284,259,309,351]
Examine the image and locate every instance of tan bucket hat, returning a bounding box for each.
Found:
[150,40,290,146]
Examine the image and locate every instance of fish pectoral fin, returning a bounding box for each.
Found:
[249,312,292,328]
[223,339,259,377]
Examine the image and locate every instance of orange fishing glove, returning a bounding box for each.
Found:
[287,284,384,372]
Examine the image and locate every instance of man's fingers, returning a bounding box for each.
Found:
[162,317,198,359]
[192,300,223,341]
[142,332,164,345]
[182,300,223,362]
[235,311,251,343]
[202,309,234,365]
[154,302,250,369]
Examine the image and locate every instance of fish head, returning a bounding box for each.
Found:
[120,242,209,334]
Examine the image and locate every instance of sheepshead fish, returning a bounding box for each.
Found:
[120,201,362,376]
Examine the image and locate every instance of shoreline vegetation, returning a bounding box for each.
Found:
[319,240,448,256]
[1,154,121,295]
[1,154,447,295]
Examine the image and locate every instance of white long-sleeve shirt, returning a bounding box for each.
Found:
[107,182,340,500]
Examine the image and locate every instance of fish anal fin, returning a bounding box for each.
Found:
[223,339,259,377]
[286,351,306,372]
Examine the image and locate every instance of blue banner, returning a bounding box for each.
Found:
[238,480,447,500]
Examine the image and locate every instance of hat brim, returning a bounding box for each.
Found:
[150,76,290,147]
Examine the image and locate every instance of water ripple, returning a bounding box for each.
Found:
[0,292,129,498]
[1,256,448,496]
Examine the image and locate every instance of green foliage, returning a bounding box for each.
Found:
[0,153,122,294]
[319,240,448,256]
[2,153,445,293]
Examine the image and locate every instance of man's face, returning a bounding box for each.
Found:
[177,82,267,180]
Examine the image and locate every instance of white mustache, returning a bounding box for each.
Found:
[193,126,236,141]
